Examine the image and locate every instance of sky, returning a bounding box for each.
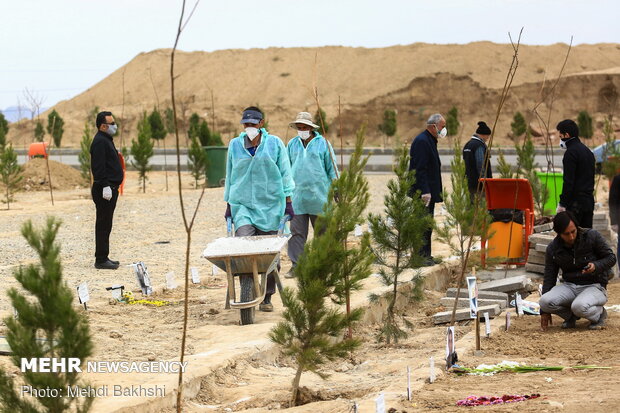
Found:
[0,0,618,114]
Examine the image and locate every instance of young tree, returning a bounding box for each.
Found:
[187,135,207,188]
[164,107,176,134]
[368,147,432,344]
[314,108,329,135]
[78,122,93,182]
[435,139,492,271]
[378,109,397,137]
[47,109,65,150]
[198,120,211,147]
[446,106,460,136]
[34,120,45,142]
[0,111,8,148]
[270,128,371,407]
[496,148,515,178]
[511,111,527,138]
[577,110,593,139]
[187,113,201,142]
[0,218,93,412]
[130,114,154,193]
[148,108,167,143]
[0,144,22,209]
[516,133,550,216]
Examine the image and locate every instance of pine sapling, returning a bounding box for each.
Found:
[328,126,374,324]
[0,144,22,209]
[78,122,93,182]
[0,217,93,412]
[130,114,154,193]
[368,146,432,344]
[187,135,207,188]
[516,133,549,216]
[496,148,515,178]
[435,139,492,271]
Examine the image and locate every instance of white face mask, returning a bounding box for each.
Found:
[106,124,117,136]
[245,127,259,140]
[560,140,568,150]
[436,125,447,139]
[298,130,311,140]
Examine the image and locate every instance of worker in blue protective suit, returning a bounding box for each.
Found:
[224,106,295,311]
[285,112,338,278]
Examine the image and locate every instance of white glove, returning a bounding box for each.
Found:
[421,193,432,207]
[102,186,112,201]
[556,204,566,214]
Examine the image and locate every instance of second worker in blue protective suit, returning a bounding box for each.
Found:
[224,106,295,311]
[286,112,338,277]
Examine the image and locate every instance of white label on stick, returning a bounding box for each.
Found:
[354,224,363,237]
[429,357,435,383]
[506,311,511,331]
[375,392,385,413]
[484,312,491,337]
[466,276,478,319]
[191,267,201,284]
[165,272,178,290]
[407,366,411,401]
[212,264,219,276]
[516,292,524,316]
[77,282,90,304]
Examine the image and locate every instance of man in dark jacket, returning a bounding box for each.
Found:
[463,121,493,198]
[556,119,595,228]
[608,173,620,269]
[90,111,124,270]
[539,211,615,331]
[409,113,445,265]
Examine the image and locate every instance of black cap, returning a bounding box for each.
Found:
[476,121,492,135]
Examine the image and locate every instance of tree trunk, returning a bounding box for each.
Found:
[290,364,304,407]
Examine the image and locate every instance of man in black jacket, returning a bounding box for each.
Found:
[463,121,493,198]
[90,111,124,270]
[539,211,615,330]
[556,119,595,228]
[409,113,445,265]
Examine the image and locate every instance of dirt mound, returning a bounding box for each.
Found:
[20,158,88,191]
[5,42,620,148]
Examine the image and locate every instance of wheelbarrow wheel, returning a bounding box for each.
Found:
[239,274,255,325]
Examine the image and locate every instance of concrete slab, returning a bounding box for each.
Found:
[433,304,501,324]
[535,243,549,253]
[533,223,553,233]
[478,275,533,293]
[528,233,554,246]
[440,297,507,309]
[527,250,546,265]
[445,288,508,302]
[525,263,545,274]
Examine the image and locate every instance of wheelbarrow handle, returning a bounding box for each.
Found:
[278,214,291,236]
[227,217,234,237]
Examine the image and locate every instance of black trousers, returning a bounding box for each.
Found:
[569,199,594,229]
[235,225,279,299]
[421,201,436,258]
[92,184,119,263]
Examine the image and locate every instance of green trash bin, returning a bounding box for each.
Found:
[536,171,563,216]
[204,146,228,188]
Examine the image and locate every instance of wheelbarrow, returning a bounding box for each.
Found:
[202,216,290,325]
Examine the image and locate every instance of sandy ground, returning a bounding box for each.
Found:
[1,171,618,412]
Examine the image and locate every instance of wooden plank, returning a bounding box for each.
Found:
[445,288,508,302]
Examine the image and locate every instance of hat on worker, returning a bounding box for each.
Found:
[240,108,263,125]
[289,112,319,129]
[476,121,492,135]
